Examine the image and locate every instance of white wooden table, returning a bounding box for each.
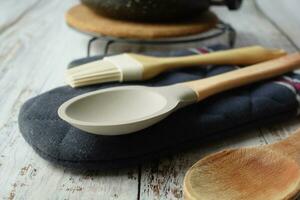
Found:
[1,0,300,199]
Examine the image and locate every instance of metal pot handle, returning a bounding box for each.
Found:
[210,0,243,10]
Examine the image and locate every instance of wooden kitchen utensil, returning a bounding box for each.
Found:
[183,129,300,200]
[66,46,286,88]
[58,54,300,136]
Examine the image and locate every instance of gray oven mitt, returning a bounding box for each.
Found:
[18,45,300,170]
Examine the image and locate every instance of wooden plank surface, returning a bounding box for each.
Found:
[256,0,300,50]
[254,0,300,153]
[0,0,300,199]
[0,1,138,199]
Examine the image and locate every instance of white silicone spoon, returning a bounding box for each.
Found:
[58,54,300,136]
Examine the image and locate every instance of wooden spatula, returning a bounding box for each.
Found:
[183,129,300,200]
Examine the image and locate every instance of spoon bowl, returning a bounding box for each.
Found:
[58,85,197,135]
[184,148,300,200]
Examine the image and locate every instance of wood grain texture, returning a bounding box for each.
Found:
[140,130,267,200]
[140,0,300,199]
[0,0,138,199]
[0,0,39,32]
[183,54,300,101]
[0,0,300,199]
[256,0,300,50]
[183,147,300,200]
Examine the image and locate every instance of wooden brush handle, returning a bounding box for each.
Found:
[132,46,286,80]
[182,53,300,101]
[269,129,300,165]
[161,46,286,66]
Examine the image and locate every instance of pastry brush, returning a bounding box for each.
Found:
[65,46,286,88]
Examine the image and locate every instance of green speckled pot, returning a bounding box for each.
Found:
[81,0,243,22]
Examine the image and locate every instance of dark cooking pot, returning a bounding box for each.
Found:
[81,0,243,22]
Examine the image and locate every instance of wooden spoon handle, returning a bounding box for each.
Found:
[269,129,300,165]
[182,53,300,101]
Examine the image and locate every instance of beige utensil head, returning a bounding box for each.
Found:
[58,85,197,135]
[183,148,300,200]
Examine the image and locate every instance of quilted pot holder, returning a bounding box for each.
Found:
[18,45,300,170]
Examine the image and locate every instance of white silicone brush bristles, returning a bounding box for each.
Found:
[65,54,144,88]
[65,60,121,88]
